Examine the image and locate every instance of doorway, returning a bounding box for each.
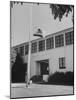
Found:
[37,59,49,75]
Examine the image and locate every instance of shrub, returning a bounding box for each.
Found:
[30,75,43,83]
[48,72,65,83]
[64,71,74,85]
[48,71,74,85]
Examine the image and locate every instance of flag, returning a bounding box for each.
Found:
[33,28,43,37]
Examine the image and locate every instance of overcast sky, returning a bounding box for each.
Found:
[11,2,73,46]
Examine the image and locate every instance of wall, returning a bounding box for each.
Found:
[13,27,74,78]
[23,44,73,77]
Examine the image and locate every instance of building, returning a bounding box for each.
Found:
[11,27,74,79]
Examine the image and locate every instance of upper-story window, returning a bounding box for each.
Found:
[65,31,74,45]
[25,44,29,55]
[46,37,54,50]
[39,40,45,51]
[31,42,37,53]
[20,46,24,56]
[55,34,64,48]
[14,48,18,54]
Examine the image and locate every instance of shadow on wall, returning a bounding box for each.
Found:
[11,53,27,83]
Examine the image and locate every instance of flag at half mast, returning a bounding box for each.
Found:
[33,28,43,38]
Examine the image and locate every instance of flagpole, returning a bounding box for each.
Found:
[26,3,43,87]
[26,3,32,87]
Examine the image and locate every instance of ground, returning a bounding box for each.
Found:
[11,83,74,98]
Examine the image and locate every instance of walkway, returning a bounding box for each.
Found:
[11,83,73,98]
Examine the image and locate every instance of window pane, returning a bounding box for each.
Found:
[55,34,64,48]
[46,37,54,49]
[65,31,74,45]
[15,48,18,53]
[39,40,45,51]
[31,42,37,53]
[20,46,24,56]
[59,57,65,69]
[25,44,29,55]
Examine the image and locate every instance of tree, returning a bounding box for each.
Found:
[11,53,27,83]
[50,4,74,22]
[11,1,74,22]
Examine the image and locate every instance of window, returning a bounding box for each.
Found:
[39,40,45,51]
[55,34,64,48]
[31,42,37,53]
[59,57,65,69]
[20,46,24,56]
[46,37,54,49]
[15,48,18,53]
[25,44,29,55]
[65,31,74,45]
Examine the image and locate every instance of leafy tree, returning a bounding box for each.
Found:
[50,4,74,22]
[11,1,74,22]
[11,53,27,83]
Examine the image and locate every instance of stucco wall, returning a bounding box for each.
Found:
[13,27,73,78]
[23,44,73,77]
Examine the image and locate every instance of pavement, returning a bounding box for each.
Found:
[11,83,74,98]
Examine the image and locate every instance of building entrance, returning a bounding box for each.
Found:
[37,59,49,75]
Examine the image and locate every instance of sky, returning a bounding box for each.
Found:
[11,2,73,46]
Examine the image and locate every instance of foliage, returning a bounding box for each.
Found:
[11,53,27,83]
[50,4,74,21]
[30,75,43,83]
[11,1,74,22]
[48,71,74,85]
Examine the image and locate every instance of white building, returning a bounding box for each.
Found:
[12,27,74,78]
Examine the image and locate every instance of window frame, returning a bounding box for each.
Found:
[59,57,66,69]
[39,40,45,52]
[55,34,64,48]
[46,37,54,50]
[19,46,24,56]
[25,44,29,55]
[31,42,37,53]
[14,48,18,54]
[65,31,74,45]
